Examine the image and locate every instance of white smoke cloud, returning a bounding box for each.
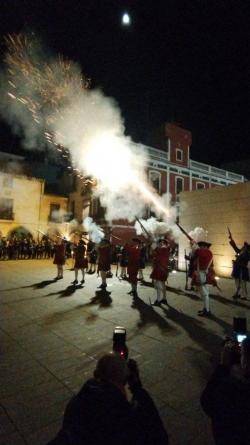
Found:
[188,227,208,243]
[134,194,179,241]
[1,34,178,225]
[83,216,104,243]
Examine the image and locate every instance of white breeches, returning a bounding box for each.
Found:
[154,280,166,302]
[198,271,210,311]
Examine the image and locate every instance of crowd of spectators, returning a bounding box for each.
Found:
[0,237,75,260]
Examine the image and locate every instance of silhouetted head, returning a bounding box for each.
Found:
[197,241,212,248]
[94,353,128,387]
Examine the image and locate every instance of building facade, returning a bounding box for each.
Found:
[144,123,245,200]
[0,172,68,240]
[79,122,245,240]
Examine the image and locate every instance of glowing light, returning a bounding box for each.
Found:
[122,12,131,26]
[4,33,175,224]
[215,276,220,281]
[83,133,134,189]
[172,270,177,274]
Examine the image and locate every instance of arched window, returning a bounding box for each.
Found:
[149,170,161,193]
[196,182,205,190]
[175,176,184,195]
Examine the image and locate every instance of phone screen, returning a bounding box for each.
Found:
[237,334,247,344]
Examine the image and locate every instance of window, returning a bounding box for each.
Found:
[49,203,61,222]
[175,177,184,195]
[3,175,13,188]
[149,171,161,193]
[196,182,205,190]
[0,198,14,220]
[176,149,183,161]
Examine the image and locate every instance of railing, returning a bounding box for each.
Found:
[190,159,244,182]
[0,212,14,220]
[134,143,168,163]
[190,160,210,172]
[227,171,245,181]
[134,144,245,182]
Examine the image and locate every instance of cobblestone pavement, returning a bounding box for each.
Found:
[0,260,250,445]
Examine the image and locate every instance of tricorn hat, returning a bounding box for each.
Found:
[101,238,110,243]
[197,241,212,248]
[132,237,142,243]
[158,238,168,245]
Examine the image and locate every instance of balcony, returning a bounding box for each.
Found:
[190,159,244,182]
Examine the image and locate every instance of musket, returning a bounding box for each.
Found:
[116,258,119,277]
[135,216,151,239]
[175,222,194,243]
[227,226,232,239]
[111,234,122,241]
[184,248,188,290]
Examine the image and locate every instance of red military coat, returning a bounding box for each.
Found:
[125,245,141,284]
[192,247,216,286]
[98,243,111,272]
[74,244,88,269]
[53,243,66,265]
[150,246,170,281]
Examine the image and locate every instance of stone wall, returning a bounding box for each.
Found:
[178,181,250,277]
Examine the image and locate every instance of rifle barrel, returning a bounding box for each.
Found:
[135,217,151,239]
[176,222,193,242]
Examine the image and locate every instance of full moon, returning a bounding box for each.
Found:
[121,12,131,26]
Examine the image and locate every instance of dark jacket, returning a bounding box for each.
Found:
[230,239,250,281]
[47,378,168,445]
[201,365,250,445]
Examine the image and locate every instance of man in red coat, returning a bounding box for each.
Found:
[53,239,66,279]
[125,238,142,297]
[192,241,214,317]
[150,239,170,306]
[72,239,88,285]
[97,238,112,289]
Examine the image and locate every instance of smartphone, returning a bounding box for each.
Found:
[236,334,247,344]
[113,326,128,359]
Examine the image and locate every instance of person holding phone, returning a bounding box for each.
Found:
[201,337,250,445]
[47,353,168,445]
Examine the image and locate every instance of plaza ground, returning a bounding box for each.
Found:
[1,260,250,445]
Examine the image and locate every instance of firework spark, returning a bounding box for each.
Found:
[3,33,177,226]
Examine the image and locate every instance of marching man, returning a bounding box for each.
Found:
[119,245,128,279]
[192,240,214,317]
[184,240,198,291]
[97,238,112,290]
[150,239,170,306]
[53,238,66,280]
[72,239,88,285]
[228,229,250,300]
[125,238,142,298]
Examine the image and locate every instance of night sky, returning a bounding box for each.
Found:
[0,0,249,167]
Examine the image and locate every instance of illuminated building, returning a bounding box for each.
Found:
[0,170,68,240]
[80,122,245,241]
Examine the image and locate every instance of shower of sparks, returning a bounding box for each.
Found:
[4,33,91,184]
[4,34,172,220]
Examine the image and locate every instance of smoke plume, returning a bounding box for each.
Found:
[83,216,104,243]
[1,34,176,224]
[188,227,208,243]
